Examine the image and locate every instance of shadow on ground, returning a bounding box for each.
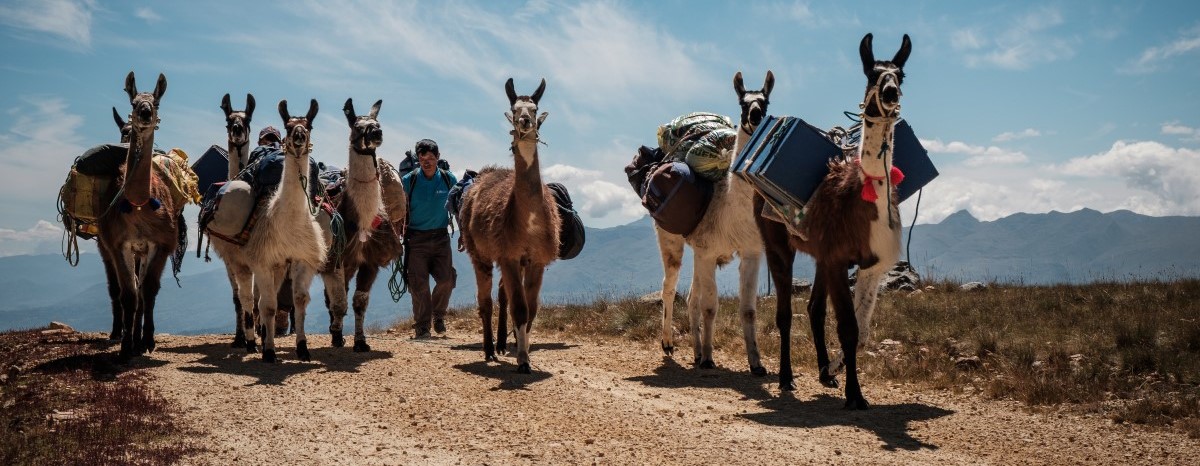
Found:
[625,356,773,401]
[158,340,392,386]
[742,392,954,451]
[453,359,552,391]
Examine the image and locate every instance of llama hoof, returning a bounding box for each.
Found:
[661,343,674,356]
[231,335,246,348]
[699,360,716,370]
[750,365,768,377]
[843,397,870,410]
[245,341,258,354]
[516,363,531,374]
[108,332,121,342]
[296,340,311,362]
[779,378,797,391]
[353,339,371,352]
[496,345,508,355]
[143,339,156,354]
[485,354,498,363]
[819,373,839,389]
[262,349,276,363]
[330,332,345,348]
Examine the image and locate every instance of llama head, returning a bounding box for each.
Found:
[504,78,548,141]
[123,71,167,135]
[278,99,318,157]
[112,106,131,144]
[343,98,383,153]
[859,33,911,119]
[220,93,256,148]
[734,70,774,131]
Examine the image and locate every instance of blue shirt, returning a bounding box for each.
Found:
[401,168,457,231]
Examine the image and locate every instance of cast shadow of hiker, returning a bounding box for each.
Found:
[453,359,552,391]
[742,392,954,451]
[625,356,774,402]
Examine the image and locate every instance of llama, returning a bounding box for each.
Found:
[218,93,257,347]
[96,71,179,361]
[755,33,911,409]
[326,98,405,352]
[459,78,561,374]
[95,107,133,341]
[211,99,329,362]
[655,71,774,376]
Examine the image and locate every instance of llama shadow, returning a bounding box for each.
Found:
[160,342,323,386]
[625,357,773,401]
[310,347,392,373]
[741,392,953,451]
[452,360,552,391]
[448,342,580,353]
[33,351,169,381]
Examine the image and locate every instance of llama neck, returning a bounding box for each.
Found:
[858,116,896,179]
[734,124,754,154]
[227,141,249,180]
[122,130,156,204]
[511,138,545,220]
[276,144,311,216]
[345,147,382,229]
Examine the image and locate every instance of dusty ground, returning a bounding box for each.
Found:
[137,328,1199,465]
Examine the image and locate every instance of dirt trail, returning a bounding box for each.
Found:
[141,331,1198,465]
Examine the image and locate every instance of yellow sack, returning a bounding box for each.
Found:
[153,148,202,207]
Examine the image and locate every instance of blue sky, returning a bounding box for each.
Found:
[1,0,1198,256]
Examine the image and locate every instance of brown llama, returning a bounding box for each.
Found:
[459,78,561,373]
[325,98,406,352]
[218,93,257,347]
[655,71,773,376]
[96,71,179,361]
[755,33,912,409]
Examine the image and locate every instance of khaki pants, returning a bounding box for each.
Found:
[406,229,455,332]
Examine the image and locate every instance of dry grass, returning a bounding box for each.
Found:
[0,328,204,465]
[419,279,1200,438]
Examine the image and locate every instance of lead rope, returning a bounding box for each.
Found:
[906,187,922,265]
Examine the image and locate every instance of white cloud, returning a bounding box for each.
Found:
[1161,122,1200,142]
[1122,24,1200,74]
[0,0,95,48]
[921,138,1029,167]
[960,7,1075,70]
[0,220,67,257]
[134,7,161,24]
[1057,140,1200,214]
[0,97,87,212]
[543,164,644,221]
[993,128,1041,142]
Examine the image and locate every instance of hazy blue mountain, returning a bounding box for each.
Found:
[3,209,1198,334]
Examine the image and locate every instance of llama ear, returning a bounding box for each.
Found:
[763,70,775,97]
[278,100,290,125]
[531,78,546,105]
[220,93,233,118]
[733,71,746,98]
[305,99,319,128]
[245,94,256,120]
[124,71,137,102]
[892,34,912,69]
[505,78,517,106]
[536,111,549,129]
[343,98,357,127]
[860,33,876,77]
[504,111,514,125]
[369,99,382,120]
[152,73,167,105]
[112,107,125,130]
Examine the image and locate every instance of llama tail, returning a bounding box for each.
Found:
[171,213,187,287]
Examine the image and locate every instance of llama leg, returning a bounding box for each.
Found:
[522,264,545,340]
[474,259,497,362]
[98,244,122,341]
[112,251,138,362]
[497,278,508,355]
[138,248,169,354]
[693,255,719,369]
[500,260,531,373]
[655,229,684,356]
[290,265,316,362]
[234,266,258,353]
[127,248,150,356]
[764,242,797,390]
[226,265,246,347]
[351,264,378,352]
[829,266,867,409]
[253,265,284,363]
[852,267,886,352]
[323,268,348,348]
[809,265,838,388]
[738,252,765,376]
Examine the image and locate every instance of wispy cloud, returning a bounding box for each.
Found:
[0,0,95,48]
[993,128,1041,143]
[1161,122,1200,142]
[0,97,87,230]
[134,7,162,24]
[921,138,1029,167]
[1122,24,1200,74]
[1058,140,1200,215]
[543,164,643,221]
[959,6,1075,70]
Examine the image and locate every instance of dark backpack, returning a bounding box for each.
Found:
[642,161,712,236]
[239,145,323,201]
[547,182,585,260]
[445,170,479,229]
[624,145,665,198]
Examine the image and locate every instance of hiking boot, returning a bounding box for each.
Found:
[434,319,447,335]
[413,328,431,340]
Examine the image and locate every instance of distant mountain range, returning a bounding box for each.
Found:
[3,208,1198,335]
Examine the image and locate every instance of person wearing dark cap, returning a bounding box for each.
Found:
[401,139,457,338]
[258,126,282,147]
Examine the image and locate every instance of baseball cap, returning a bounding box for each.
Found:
[258,126,282,142]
